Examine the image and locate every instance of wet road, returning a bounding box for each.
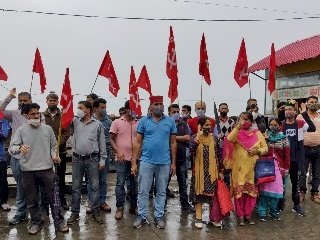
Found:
[1,173,320,240]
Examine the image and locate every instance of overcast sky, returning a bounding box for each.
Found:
[0,0,319,116]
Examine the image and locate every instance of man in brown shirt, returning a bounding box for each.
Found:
[43,92,71,210]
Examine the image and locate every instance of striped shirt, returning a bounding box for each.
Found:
[297,113,320,146]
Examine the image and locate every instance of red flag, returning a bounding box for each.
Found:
[0,111,4,119]
[60,68,74,129]
[136,65,152,96]
[199,33,211,85]
[0,66,8,81]
[129,66,142,116]
[268,43,276,95]
[166,26,178,103]
[32,48,46,93]
[98,51,120,97]
[234,38,249,88]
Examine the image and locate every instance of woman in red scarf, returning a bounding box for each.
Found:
[224,112,268,226]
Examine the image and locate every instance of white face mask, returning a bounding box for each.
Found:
[28,119,41,127]
[252,112,258,120]
[77,109,86,119]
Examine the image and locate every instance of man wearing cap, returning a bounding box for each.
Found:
[131,96,177,229]
[110,100,139,220]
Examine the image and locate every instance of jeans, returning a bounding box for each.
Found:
[71,156,100,214]
[21,169,63,227]
[10,157,27,217]
[137,161,170,220]
[115,160,137,208]
[176,160,189,206]
[0,161,9,204]
[300,148,320,193]
[88,151,110,205]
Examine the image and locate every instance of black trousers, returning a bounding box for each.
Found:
[289,161,301,206]
[57,153,68,202]
[0,161,9,204]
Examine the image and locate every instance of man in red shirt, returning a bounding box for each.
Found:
[187,101,215,135]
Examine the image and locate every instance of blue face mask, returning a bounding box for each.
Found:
[171,113,180,121]
[196,110,205,117]
[100,109,107,117]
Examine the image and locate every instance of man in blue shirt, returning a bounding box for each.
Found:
[131,96,177,229]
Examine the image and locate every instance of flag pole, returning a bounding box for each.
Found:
[30,72,34,94]
[200,77,203,108]
[90,74,99,93]
[248,77,252,99]
[56,109,63,158]
[0,83,9,91]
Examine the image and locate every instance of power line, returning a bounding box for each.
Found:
[1,8,320,22]
[171,0,320,17]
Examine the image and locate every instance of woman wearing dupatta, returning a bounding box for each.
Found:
[224,112,268,226]
[189,117,221,229]
[257,118,290,222]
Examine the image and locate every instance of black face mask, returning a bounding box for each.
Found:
[278,110,285,122]
[220,112,227,117]
[202,127,210,135]
[48,105,57,111]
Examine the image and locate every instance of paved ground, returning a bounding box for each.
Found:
[1,171,320,240]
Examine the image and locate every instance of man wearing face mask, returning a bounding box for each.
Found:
[246,98,266,133]
[9,103,69,235]
[43,92,71,210]
[90,98,113,213]
[275,102,286,122]
[218,103,235,140]
[0,88,33,225]
[283,100,309,216]
[110,100,139,219]
[67,101,107,225]
[167,104,194,212]
[181,105,192,122]
[187,101,216,135]
[297,96,320,204]
[132,96,177,229]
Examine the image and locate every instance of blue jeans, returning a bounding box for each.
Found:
[115,161,137,208]
[10,157,27,217]
[71,156,100,214]
[88,154,110,205]
[137,161,170,220]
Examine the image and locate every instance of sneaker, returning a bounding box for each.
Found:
[1,203,11,211]
[154,217,166,229]
[239,217,245,226]
[181,204,195,212]
[271,214,281,221]
[86,206,92,214]
[194,219,203,229]
[100,202,112,212]
[115,207,124,220]
[300,192,306,203]
[244,217,255,225]
[310,192,320,204]
[28,224,42,235]
[211,221,221,228]
[67,213,79,225]
[8,215,27,225]
[133,216,148,229]
[55,222,69,233]
[292,205,306,216]
[259,215,267,222]
[92,213,104,224]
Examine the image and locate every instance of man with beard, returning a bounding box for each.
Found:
[43,92,71,210]
[181,105,192,122]
[132,96,177,229]
[246,98,266,133]
[275,102,286,122]
[0,88,32,225]
[297,96,320,204]
[218,103,235,140]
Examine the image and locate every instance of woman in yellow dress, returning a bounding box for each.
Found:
[224,112,268,226]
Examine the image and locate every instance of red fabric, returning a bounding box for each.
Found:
[210,196,223,222]
[237,129,259,151]
[266,141,291,175]
[0,66,8,81]
[32,48,46,93]
[60,68,74,129]
[234,38,249,88]
[268,43,276,95]
[98,51,120,97]
[129,66,142,116]
[256,176,276,184]
[136,65,152,96]
[149,95,163,105]
[166,26,178,103]
[234,193,257,218]
[199,33,211,85]
[249,34,320,73]
[217,179,233,215]
[0,111,4,119]
[187,117,215,134]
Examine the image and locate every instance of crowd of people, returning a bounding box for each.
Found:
[0,87,320,235]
